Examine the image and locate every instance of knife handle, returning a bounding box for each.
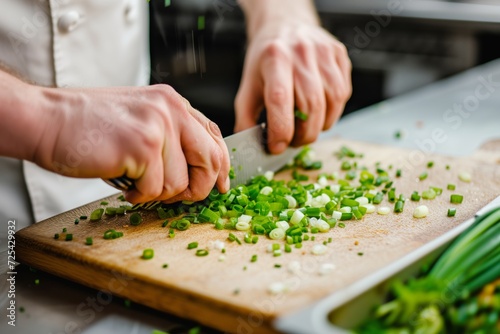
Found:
[104,176,161,210]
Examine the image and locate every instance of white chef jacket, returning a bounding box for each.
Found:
[0,0,150,237]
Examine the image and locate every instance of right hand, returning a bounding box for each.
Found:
[33,84,230,204]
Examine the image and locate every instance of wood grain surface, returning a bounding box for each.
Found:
[16,138,500,334]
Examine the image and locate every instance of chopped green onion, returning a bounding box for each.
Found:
[85,237,93,245]
[270,228,286,240]
[447,208,457,217]
[105,207,116,216]
[103,229,123,239]
[157,207,169,219]
[244,234,252,243]
[395,169,402,177]
[54,233,59,239]
[394,200,404,213]
[198,207,219,223]
[196,249,209,257]
[388,189,396,202]
[341,161,351,171]
[422,188,437,200]
[65,234,73,241]
[142,249,154,260]
[74,218,79,224]
[411,191,421,201]
[294,109,308,121]
[450,194,463,204]
[340,212,353,220]
[413,205,429,218]
[345,170,357,180]
[430,187,443,196]
[419,171,428,181]
[228,166,235,180]
[377,206,390,215]
[187,242,198,249]
[100,201,109,206]
[447,184,456,190]
[90,208,104,221]
[176,219,191,231]
[427,161,434,168]
[129,213,142,226]
[373,192,384,204]
[251,254,258,262]
[228,232,241,245]
[458,171,471,182]
[79,215,87,220]
[341,198,359,208]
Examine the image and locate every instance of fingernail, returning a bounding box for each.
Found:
[225,176,230,191]
[208,121,222,138]
[272,141,288,154]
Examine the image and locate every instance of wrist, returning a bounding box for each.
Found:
[239,0,320,40]
[0,72,50,162]
[30,86,69,169]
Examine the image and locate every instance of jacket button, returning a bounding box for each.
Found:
[57,11,81,33]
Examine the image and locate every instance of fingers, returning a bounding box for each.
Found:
[126,86,228,204]
[123,149,166,204]
[183,99,230,194]
[155,139,190,201]
[335,42,353,88]
[125,126,189,204]
[322,64,346,130]
[234,74,263,133]
[261,43,295,154]
[164,119,225,203]
[292,42,326,146]
[320,46,351,130]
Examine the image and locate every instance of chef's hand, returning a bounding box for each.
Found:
[32,84,230,204]
[235,0,352,154]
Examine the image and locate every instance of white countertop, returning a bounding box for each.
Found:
[1,59,499,334]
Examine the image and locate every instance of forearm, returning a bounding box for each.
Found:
[238,0,320,40]
[0,69,50,162]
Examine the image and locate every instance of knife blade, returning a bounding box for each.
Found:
[105,123,299,207]
[225,123,300,187]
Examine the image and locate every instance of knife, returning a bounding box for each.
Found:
[104,123,300,208]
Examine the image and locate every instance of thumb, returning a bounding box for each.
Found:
[234,76,263,133]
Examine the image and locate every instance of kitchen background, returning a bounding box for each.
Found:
[148,0,500,136]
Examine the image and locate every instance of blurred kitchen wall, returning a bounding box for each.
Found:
[149,0,500,136]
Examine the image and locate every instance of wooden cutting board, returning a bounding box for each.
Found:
[16,138,500,334]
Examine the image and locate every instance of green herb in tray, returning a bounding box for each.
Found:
[356,208,500,333]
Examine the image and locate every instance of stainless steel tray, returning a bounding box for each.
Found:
[274,196,500,334]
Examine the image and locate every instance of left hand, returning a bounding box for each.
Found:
[235,22,352,154]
